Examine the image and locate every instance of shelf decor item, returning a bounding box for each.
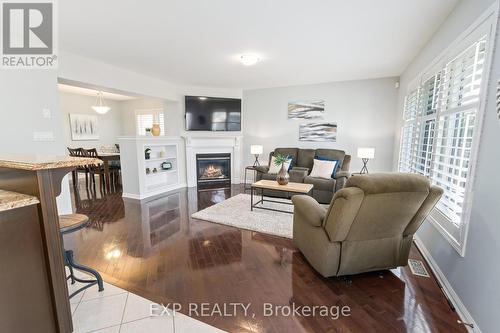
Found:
[145,128,152,136]
[152,123,161,136]
[357,147,375,174]
[161,161,172,170]
[250,145,263,166]
[145,148,152,160]
[274,154,291,185]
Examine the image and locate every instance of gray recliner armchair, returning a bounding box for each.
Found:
[292,173,443,277]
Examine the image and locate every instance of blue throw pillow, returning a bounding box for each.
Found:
[286,155,294,171]
[315,155,340,178]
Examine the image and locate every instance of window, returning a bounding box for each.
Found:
[135,109,165,136]
[398,14,495,255]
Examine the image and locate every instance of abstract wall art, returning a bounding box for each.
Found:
[69,114,99,141]
[288,100,325,119]
[299,122,337,142]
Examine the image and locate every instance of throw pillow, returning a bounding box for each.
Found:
[315,155,341,177]
[268,156,292,174]
[309,158,338,179]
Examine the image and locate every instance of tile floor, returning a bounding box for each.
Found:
[67,269,225,333]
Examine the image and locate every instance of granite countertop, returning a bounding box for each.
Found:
[0,154,102,171]
[0,189,40,212]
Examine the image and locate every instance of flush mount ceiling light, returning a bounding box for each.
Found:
[91,91,111,114]
[240,54,260,66]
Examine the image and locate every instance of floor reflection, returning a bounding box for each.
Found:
[67,185,465,333]
[122,193,182,258]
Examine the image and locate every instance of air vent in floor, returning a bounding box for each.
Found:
[408,259,430,277]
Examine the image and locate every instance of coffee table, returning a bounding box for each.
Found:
[250,180,314,214]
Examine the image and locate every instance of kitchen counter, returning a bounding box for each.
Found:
[0,189,39,212]
[0,153,101,332]
[0,154,101,170]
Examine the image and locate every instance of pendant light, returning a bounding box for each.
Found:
[92,91,111,114]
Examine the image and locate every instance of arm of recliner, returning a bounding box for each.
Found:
[334,170,350,179]
[404,185,444,236]
[333,170,350,191]
[323,187,364,241]
[291,195,326,227]
[254,165,269,174]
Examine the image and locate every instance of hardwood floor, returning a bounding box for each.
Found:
[65,185,466,333]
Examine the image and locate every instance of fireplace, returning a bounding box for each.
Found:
[196,153,231,188]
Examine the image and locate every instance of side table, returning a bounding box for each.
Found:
[244,166,259,191]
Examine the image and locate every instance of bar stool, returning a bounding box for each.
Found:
[60,214,104,299]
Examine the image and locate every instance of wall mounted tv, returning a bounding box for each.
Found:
[185,96,241,131]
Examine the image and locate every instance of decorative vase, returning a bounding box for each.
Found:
[151,123,161,136]
[276,163,289,185]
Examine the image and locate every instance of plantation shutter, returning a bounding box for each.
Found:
[398,89,420,172]
[398,35,488,229]
[135,109,165,136]
[430,38,486,225]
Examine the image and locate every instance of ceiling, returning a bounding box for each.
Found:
[58,84,136,101]
[60,0,459,90]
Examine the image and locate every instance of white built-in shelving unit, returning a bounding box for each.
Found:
[118,136,183,199]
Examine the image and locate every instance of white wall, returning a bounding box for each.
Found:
[59,91,122,149]
[396,1,500,332]
[0,71,72,214]
[242,77,399,174]
[119,97,165,136]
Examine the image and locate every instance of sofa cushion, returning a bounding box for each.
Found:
[309,159,339,179]
[315,149,345,167]
[297,149,315,169]
[274,148,298,167]
[304,176,336,191]
[315,155,340,177]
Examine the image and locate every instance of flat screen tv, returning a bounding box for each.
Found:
[185,96,241,131]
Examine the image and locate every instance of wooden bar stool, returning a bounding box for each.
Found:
[59,214,104,299]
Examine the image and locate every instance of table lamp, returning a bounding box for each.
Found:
[357,147,375,174]
[251,145,263,166]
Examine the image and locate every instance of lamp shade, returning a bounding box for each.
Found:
[357,147,375,159]
[251,145,263,155]
[92,91,111,114]
[91,106,111,114]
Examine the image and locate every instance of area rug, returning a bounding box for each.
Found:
[191,193,295,238]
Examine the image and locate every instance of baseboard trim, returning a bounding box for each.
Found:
[122,183,187,200]
[414,236,480,333]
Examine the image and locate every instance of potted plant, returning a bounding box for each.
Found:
[145,148,152,160]
[145,127,152,136]
[274,154,290,185]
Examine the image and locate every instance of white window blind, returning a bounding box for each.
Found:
[135,109,165,136]
[398,27,491,253]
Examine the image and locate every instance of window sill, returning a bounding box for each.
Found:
[427,212,466,257]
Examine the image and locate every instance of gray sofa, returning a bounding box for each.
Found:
[255,148,351,203]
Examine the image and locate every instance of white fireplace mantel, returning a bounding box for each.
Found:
[183,135,243,187]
